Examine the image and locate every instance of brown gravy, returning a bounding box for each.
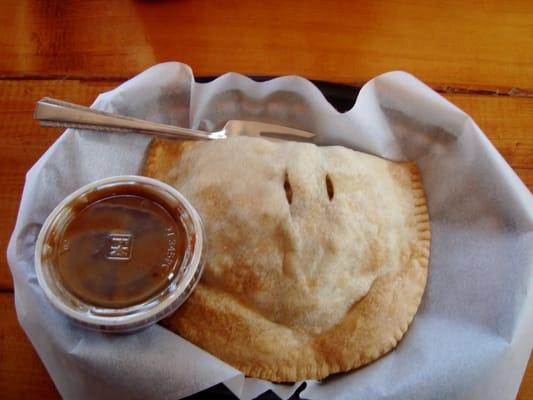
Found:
[51,193,186,308]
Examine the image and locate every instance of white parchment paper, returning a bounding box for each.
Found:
[7,62,533,400]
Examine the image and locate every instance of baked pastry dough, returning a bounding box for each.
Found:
[143,136,430,382]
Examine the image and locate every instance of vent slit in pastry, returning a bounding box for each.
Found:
[325,174,334,201]
[283,171,293,205]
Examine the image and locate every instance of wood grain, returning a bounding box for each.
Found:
[0,0,531,396]
[0,0,532,92]
[520,356,533,400]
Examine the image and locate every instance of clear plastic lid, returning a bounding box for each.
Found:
[35,175,206,332]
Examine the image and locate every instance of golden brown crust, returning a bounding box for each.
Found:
[147,138,431,382]
[143,139,195,183]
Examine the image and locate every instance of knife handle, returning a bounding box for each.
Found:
[34,97,213,140]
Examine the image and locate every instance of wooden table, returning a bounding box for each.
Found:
[0,1,531,398]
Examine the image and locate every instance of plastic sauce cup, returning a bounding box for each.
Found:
[35,175,206,332]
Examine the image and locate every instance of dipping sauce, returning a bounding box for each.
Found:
[36,176,206,332]
[53,194,186,308]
